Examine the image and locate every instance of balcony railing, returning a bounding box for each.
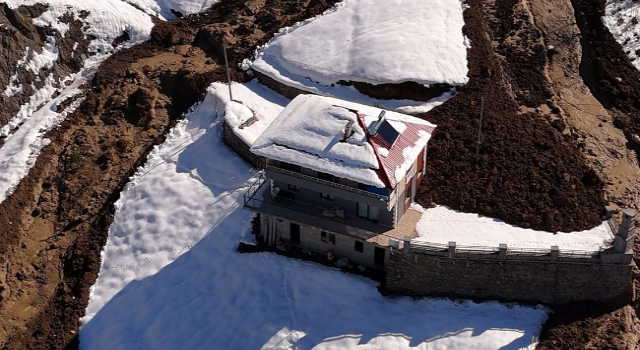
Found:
[265,165,390,202]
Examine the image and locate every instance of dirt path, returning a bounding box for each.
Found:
[0,1,338,349]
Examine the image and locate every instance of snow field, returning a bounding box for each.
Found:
[81,83,548,350]
[120,0,219,19]
[413,204,615,251]
[250,0,468,113]
[604,0,640,70]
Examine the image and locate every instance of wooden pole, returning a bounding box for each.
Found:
[223,40,233,101]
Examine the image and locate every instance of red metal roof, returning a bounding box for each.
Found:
[357,113,436,189]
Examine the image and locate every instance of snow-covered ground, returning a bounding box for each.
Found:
[80,83,548,350]
[120,0,219,19]
[0,0,157,205]
[604,0,640,70]
[211,81,289,145]
[412,204,614,251]
[250,0,468,114]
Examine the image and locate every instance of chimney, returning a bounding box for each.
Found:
[343,120,355,141]
[372,110,386,134]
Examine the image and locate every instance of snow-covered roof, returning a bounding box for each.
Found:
[251,0,469,87]
[251,94,436,188]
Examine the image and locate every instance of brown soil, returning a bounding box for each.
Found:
[0,0,339,349]
[415,0,606,232]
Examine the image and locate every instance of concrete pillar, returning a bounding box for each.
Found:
[448,241,456,258]
[499,244,507,259]
[403,238,411,252]
[615,209,637,253]
[603,205,616,220]
[550,246,559,261]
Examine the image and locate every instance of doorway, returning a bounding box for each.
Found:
[290,223,300,245]
[374,247,385,269]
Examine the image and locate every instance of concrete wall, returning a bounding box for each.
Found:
[386,250,634,305]
[261,214,388,268]
[222,122,265,168]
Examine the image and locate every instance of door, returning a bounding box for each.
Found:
[290,223,300,245]
[374,247,386,269]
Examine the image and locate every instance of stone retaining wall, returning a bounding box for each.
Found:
[386,249,634,305]
[222,121,265,168]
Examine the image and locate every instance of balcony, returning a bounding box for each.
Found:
[265,165,390,202]
[243,172,392,239]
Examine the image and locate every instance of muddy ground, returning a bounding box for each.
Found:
[0,0,640,348]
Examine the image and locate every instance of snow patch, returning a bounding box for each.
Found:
[252,0,469,87]
[604,0,640,70]
[413,205,615,251]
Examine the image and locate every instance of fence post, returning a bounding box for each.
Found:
[403,238,411,253]
[550,246,559,261]
[499,244,507,259]
[448,241,456,258]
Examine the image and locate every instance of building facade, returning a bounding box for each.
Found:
[243,94,435,270]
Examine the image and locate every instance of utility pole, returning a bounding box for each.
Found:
[475,96,485,157]
[223,39,233,101]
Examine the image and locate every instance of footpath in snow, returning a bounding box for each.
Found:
[250,0,468,114]
[80,82,548,350]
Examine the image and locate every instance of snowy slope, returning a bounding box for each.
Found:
[0,0,154,204]
[252,0,469,87]
[413,204,614,251]
[120,0,219,19]
[603,0,640,70]
[80,83,548,350]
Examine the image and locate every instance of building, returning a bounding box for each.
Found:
[243,94,436,270]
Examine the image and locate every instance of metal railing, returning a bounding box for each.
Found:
[265,165,390,202]
[243,172,268,206]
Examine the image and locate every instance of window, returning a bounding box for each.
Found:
[320,192,335,201]
[357,203,379,221]
[318,172,335,182]
[287,184,300,192]
[280,162,301,173]
[406,181,413,199]
[354,241,364,253]
[321,231,335,244]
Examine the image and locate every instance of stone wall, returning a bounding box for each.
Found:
[222,121,265,168]
[253,71,308,99]
[386,208,637,305]
[386,251,633,305]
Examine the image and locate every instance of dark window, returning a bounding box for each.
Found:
[318,172,335,182]
[321,231,335,244]
[354,241,364,253]
[290,223,300,245]
[281,162,301,173]
[320,192,335,201]
[287,184,300,192]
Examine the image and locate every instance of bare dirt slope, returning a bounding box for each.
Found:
[0,1,338,349]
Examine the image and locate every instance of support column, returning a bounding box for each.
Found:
[615,209,637,253]
[448,241,456,258]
